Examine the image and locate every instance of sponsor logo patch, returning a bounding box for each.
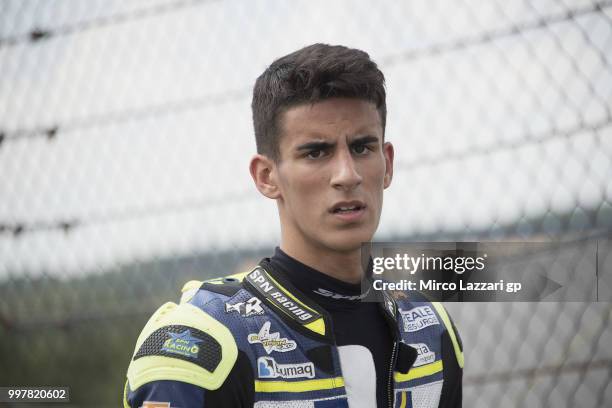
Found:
[399,306,440,332]
[140,402,170,408]
[408,343,436,367]
[257,356,315,379]
[225,296,265,317]
[161,329,202,359]
[246,268,318,323]
[248,321,297,354]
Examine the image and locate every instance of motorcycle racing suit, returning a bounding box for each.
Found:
[124,256,463,407]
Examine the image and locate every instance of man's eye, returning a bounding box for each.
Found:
[352,144,370,155]
[307,149,325,159]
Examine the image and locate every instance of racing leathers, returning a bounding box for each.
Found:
[124,257,463,407]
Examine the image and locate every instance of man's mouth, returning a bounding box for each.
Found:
[330,201,366,214]
[332,205,364,213]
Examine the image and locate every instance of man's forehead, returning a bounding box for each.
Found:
[279,98,382,143]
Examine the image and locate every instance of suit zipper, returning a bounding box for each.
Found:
[387,340,398,408]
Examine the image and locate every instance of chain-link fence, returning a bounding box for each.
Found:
[1,0,611,406]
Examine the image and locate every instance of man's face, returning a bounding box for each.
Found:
[273,97,393,254]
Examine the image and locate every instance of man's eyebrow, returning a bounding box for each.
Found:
[350,135,379,144]
[295,140,336,151]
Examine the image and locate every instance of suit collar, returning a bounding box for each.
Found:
[243,260,401,343]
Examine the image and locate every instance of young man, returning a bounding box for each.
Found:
[124,43,463,408]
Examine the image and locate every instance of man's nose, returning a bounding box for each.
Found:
[330,149,362,191]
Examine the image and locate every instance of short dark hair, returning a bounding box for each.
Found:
[251,43,386,161]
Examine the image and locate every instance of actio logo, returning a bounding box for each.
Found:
[248,321,297,354]
[257,356,315,379]
[408,342,436,367]
[161,329,202,359]
[225,296,265,317]
[313,287,369,301]
[399,306,440,332]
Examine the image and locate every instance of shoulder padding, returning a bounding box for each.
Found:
[127,301,238,391]
[180,271,250,303]
[203,270,249,285]
[430,302,464,369]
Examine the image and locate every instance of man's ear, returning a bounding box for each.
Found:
[383,141,394,189]
[249,154,281,199]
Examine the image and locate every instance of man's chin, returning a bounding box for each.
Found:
[324,228,374,253]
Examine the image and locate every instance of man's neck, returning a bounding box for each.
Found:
[279,241,364,284]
